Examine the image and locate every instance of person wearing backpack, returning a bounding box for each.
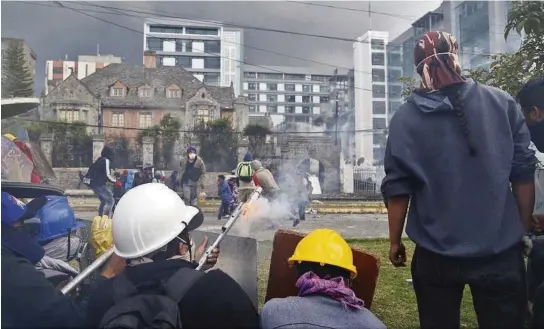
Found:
[84,147,117,217]
[236,152,255,202]
[86,183,259,329]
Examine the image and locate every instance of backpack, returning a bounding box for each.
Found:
[99,267,204,329]
[237,162,253,183]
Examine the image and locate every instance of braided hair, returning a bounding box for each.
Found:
[443,84,477,157]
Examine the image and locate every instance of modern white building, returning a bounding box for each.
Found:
[241,65,332,127]
[44,54,122,95]
[143,19,243,96]
[353,31,389,166]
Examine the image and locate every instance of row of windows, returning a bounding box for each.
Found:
[243,72,331,82]
[111,111,212,129]
[149,25,219,36]
[247,94,330,103]
[110,87,182,98]
[156,55,220,69]
[371,68,403,83]
[58,109,87,123]
[246,83,330,93]
[248,105,318,114]
[147,39,221,54]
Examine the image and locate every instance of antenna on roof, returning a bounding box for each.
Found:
[97,44,100,56]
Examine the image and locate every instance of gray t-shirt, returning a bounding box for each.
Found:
[260,295,386,329]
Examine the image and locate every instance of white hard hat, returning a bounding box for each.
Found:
[112,183,203,259]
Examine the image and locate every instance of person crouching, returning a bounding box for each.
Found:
[260,228,386,329]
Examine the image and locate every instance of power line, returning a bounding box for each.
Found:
[285,1,417,20]
[19,118,382,135]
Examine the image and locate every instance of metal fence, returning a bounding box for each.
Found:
[353,166,384,200]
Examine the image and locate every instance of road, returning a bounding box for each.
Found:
[76,212,390,241]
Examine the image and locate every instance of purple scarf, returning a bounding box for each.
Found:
[296,271,364,310]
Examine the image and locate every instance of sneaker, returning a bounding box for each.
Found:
[293,218,301,227]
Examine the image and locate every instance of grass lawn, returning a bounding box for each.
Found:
[257,239,479,329]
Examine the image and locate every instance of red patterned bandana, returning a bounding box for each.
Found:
[414,31,466,91]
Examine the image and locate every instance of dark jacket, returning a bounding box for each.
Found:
[381,79,538,258]
[86,147,116,187]
[219,180,234,204]
[178,156,206,188]
[86,259,259,329]
[1,247,101,328]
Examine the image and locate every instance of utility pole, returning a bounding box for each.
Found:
[333,68,339,146]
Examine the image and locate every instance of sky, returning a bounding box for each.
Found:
[1,1,441,95]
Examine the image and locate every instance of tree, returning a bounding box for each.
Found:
[50,122,92,167]
[243,124,272,159]
[397,76,419,100]
[195,118,238,172]
[2,43,34,97]
[137,114,182,169]
[465,1,544,96]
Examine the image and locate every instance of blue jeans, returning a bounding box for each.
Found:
[298,201,307,220]
[92,185,114,217]
[182,184,198,206]
[218,201,233,219]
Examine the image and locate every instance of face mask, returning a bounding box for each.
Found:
[188,153,196,160]
[528,121,544,153]
[177,236,195,262]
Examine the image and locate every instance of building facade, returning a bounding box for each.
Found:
[44,54,122,95]
[353,31,390,166]
[143,19,243,96]
[241,65,332,127]
[1,37,37,94]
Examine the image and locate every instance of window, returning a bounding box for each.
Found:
[388,52,402,66]
[373,118,386,129]
[244,72,256,78]
[248,94,257,101]
[167,89,181,98]
[320,96,330,103]
[204,73,220,85]
[176,56,191,67]
[373,85,386,98]
[320,85,330,92]
[111,113,125,127]
[284,74,305,80]
[111,87,124,97]
[389,101,402,112]
[186,27,218,35]
[372,69,385,83]
[149,25,183,34]
[302,96,311,103]
[373,133,386,146]
[302,106,311,114]
[389,86,402,98]
[286,95,296,103]
[185,40,193,53]
[311,75,327,82]
[58,110,80,123]
[261,73,283,80]
[372,53,385,66]
[248,83,257,90]
[371,39,385,50]
[147,38,162,51]
[388,69,402,83]
[249,105,256,112]
[373,148,385,164]
[302,85,312,92]
[373,101,386,114]
[267,94,277,102]
[139,113,152,128]
[204,57,220,69]
[267,105,278,113]
[285,84,295,91]
[285,106,294,113]
[195,109,210,125]
[268,83,277,91]
[53,67,63,75]
[295,115,310,123]
[204,40,220,53]
[139,88,153,98]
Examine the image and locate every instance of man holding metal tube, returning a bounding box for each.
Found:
[85,183,259,329]
[1,192,126,329]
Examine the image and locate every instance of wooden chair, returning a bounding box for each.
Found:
[264,229,380,309]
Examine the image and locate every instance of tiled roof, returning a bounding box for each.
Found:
[80,63,234,109]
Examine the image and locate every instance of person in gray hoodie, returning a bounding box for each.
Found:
[381,31,537,329]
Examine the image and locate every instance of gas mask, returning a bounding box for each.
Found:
[177,235,195,262]
[188,153,196,161]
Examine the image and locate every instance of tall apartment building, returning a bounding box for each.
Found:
[353,31,391,166]
[44,54,122,94]
[241,65,332,127]
[143,19,243,96]
[1,37,37,94]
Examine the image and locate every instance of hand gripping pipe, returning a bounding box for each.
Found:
[195,186,263,271]
[61,248,115,295]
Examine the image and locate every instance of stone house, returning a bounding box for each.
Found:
[41,62,249,141]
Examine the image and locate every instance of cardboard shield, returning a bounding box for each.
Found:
[265,229,380,309]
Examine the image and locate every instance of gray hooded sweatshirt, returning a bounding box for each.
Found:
[381,79,537,258]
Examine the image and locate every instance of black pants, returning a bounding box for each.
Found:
[412,244,527,329]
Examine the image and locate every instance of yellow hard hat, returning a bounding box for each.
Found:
[3,134,16,141]
[288,228,357,277]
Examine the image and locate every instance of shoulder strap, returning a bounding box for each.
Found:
[111,272,139,304]
[165,267,205,302]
